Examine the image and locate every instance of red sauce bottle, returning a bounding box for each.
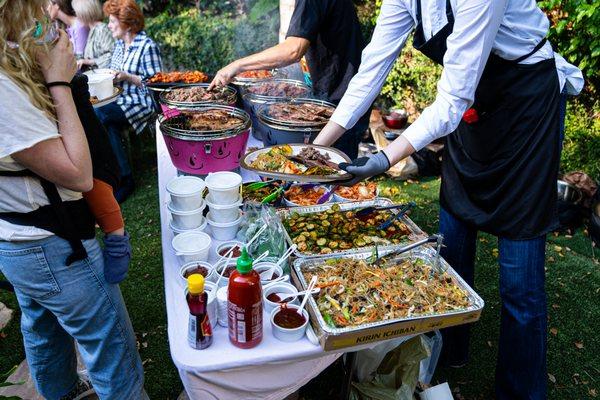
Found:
[187,274,213,349]
[228,248,263,348]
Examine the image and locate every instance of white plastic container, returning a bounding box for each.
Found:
[253,262,285,286]
[205,194,242,223]
[172,231,211,265]
[85,72,114,100]
[216,286,229,327]
[213,259,238,288]
[168,201,206,230]
[169,219,207,236]
[205,172,242,205]
[179,261,216,287]
[262,282,299,313]
[270,304,309,342]
[213,240,245,261]
[166,176,206,211]
[206,211,242,241]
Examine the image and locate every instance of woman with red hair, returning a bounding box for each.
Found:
[95,0,162,202]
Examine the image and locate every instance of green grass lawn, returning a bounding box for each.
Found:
[1,143,598,399]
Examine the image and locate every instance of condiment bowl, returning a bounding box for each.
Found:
[214,259,239,288]
[213,240,245,261]
[179,261,216,287]
[270,304,309,342]
[253,262,285,285]
[166,176,206,211]
[168,201,206,230]
[171,231,211,265]
[262,282,299,313]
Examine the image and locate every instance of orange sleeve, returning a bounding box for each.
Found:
[83,178,125,234]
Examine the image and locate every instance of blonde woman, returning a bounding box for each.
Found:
[74,0,115,70]
[0,1,146,399]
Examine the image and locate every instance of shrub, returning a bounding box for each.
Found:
[561,100,600,179]
[146,8,278,73]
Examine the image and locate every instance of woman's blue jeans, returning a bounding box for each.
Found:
[0,236,146,399]
[439,207,547,400]
[95,102,132,177]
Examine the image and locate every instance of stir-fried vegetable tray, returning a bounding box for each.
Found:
[291,248,484,350]
[277,198,426,258]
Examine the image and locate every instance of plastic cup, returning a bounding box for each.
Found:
[170,219,207,236]
[205,172,242,205]
[205,194,242,223]
[206,211,242,241]
[168,201,206,230]
[166,176,206,211]
[172,231,211,265]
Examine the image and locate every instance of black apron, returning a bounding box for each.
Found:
[413,0,561,239]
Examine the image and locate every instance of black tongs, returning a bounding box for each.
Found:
[372,234,445,273]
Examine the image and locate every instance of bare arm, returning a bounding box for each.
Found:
[209,37,310,89]
[13,31,92,192]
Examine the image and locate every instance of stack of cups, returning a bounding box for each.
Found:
[216,286,229,327]
[166,176,207,235]
[205,172,243,241]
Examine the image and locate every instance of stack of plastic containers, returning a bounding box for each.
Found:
[204,172,243,241]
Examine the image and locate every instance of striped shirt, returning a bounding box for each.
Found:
[83,22,115,69]
[110,31,162,134]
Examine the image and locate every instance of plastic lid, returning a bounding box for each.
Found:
[187,274,205,294]
[236,247,253,274]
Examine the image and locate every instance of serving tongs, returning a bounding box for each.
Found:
[284,155,343,172]
[371,234,445,274]
[355,202,415,218]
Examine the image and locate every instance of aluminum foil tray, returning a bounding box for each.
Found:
[276,198,427,258]
[291,247,485,351]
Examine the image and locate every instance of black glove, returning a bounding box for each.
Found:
[338,151,391,186]
[103,232,131,284]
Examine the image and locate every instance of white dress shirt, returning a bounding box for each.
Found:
[330,0,584,151]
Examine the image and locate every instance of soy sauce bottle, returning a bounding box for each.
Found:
[228,248,263,349]
[187,274,213,349]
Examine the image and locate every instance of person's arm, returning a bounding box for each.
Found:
[399,0,506,152]
[12,30,92,192]
[313,0,415,147]
[209,37,310,89]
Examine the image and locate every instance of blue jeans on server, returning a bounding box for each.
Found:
[439,207,547,400]
[95,102,132,177]
[0,236,145,400]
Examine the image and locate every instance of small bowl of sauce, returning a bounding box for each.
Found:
[262,282,299,313]
[253,261,285,285]
[214,240,245,261]
[270,304,309,342]
[179,261,215,287]
[215,260,238,287]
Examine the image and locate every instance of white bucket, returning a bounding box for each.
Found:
[86,72,114,99]
[205,172,242,205]
[206,210,242,241]
[205,194,242,223]
[170,219,207,236]
[172,231,211,265]
[168,201,206,230]
[166,176,206,211]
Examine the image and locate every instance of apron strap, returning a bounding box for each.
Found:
[513,38,548,63]
[416,0,454,36]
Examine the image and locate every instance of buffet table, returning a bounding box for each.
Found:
[156,127,423,399]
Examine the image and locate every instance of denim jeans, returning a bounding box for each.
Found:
[0,236,146,400]
[95,102,132,177]
[439,207,547,400]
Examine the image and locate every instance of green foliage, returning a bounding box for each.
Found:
[539,0,600,93]
[560,100,600,179]
[146,8,278,73]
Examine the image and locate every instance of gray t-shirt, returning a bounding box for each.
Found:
[0,72,82,241]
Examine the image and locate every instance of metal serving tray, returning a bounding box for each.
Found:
[276,198,427,258]
[291,247,485,351]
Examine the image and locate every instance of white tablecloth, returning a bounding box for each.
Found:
[156,126,416,399]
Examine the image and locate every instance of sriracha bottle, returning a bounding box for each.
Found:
[187,274,213,349]
[227,248,263,348]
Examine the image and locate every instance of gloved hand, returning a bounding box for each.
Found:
[338,151,391,186]
[103,232,131,284]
